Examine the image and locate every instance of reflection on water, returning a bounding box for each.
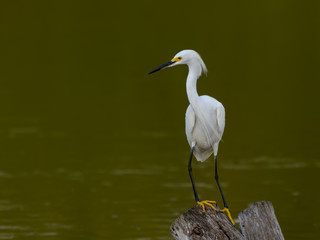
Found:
[224,156,312,170]
[0,131,319,239]
[0,118,319,239]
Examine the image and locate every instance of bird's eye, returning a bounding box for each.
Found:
[178,57,182,60]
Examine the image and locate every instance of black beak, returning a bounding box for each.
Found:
[148,60,175,75]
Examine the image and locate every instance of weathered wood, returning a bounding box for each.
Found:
[170,204,244,240]
[238,201,284,240]
[170,201,284,240]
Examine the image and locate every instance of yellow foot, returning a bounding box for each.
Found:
[197,200,217,212]
[220,208,235,226]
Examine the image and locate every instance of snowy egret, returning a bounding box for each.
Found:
[149,50,234,225]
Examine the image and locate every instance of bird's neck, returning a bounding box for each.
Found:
[186,63,202,106]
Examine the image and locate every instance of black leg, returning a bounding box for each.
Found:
[188,147,200,202]
[214,155,228,209]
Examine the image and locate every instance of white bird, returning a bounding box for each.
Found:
[149,50,234,225]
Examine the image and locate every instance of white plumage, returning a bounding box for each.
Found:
[186,95,225,162]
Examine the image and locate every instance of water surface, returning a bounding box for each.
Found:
[0,0,319,239]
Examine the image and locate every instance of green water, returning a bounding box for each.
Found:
[0,0,319,239]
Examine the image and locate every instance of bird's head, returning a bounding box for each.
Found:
[148,49,207,75]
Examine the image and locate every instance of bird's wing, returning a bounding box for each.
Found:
[216,105,225,140]
[185,106,196,144]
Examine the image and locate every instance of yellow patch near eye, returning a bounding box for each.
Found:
[172,57,182,62]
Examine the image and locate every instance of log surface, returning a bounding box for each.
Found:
[170,201,284,240]
[170,204,244,240]
[238,201,284,240]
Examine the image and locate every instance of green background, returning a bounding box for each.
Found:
[0,0,319,239]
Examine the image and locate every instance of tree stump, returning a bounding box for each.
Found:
[170,201,284,240]
[238,201,284,240]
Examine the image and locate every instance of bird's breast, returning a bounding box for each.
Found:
[191,123,216,149]
[185,100,221,151]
